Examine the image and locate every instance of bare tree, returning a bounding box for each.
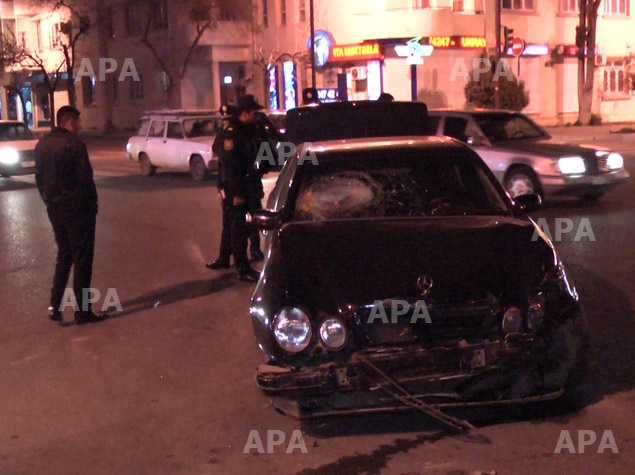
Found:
[31,0,92,108]
[0,33,65,129]
[137,0,218,108]
[576,0,602,125]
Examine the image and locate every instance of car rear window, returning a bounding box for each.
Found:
[0,123,36,141]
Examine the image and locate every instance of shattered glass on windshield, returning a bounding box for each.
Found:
[293,150,509,221]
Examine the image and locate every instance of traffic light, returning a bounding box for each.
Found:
[503,26,514,51]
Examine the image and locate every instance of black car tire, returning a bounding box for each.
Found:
[189,155,208,181]
[139,153,156,177]
[504,166,543,199]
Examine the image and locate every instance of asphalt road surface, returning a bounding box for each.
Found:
[0,136,633,474]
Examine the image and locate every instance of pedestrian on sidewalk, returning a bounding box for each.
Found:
[35,106,109,324]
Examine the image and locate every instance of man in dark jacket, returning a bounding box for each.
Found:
[35,106,108,324]
[218,95,267,282]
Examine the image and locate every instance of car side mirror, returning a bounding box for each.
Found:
[513,193,542,214]
[247,209,279,230]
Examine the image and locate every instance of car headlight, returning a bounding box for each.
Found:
[273,307,312,353]
[607,152,623,170]
[558,156,586,174]
[0,147,19,165]
[502,306,523,334]
[319,317,347,350]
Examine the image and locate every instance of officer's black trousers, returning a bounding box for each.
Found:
[217,197,233,261]
[230,203,251,272]
[47,205,96,312]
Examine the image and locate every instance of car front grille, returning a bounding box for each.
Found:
[596,155,610,173]
[356,297,498,347]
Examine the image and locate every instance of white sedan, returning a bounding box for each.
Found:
[126,112,222,181]
[0,121,39,178]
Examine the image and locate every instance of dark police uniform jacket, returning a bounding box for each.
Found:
[219,118,263,202]
[35,127,98,214]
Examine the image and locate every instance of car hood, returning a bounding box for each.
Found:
[278,216,554,313]
[491,138,602,158]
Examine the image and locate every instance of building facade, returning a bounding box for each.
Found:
[260,0,635,124]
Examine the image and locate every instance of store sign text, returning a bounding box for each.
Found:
[429,36,487,49]
[330,43,381,62]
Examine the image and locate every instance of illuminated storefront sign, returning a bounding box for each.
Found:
[283,61,297,110]
[268,66,278,110]
[428,36,487,49]
[329,43,382,62]
[308,30,335,67]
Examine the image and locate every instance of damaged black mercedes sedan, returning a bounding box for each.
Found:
[248,137,588,427]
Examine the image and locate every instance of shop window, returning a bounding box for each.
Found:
[262,0,269,27]
[502,0,534,11]
[560,0,578,13]
[604,0,629,15]
[82,76,95,106]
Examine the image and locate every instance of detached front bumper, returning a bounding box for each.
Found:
[542,168,630,196]
[257,321,586,417]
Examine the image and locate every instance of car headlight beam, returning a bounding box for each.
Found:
[558,156,586,174]
[273,306,312,353]
[0,147,19,165]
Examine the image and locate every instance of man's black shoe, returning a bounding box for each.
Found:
[236,268,260,282]
[250,249,265,262]
[206,258,231,269]
[75,310,109,325]
[48,306,62,322]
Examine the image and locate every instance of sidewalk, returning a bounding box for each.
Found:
[545,122,635,143]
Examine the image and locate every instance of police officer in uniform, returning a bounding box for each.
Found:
[218,95,267,281]
[35,106,108,324]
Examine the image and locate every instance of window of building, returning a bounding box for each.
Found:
[125,2,142,36]
[151,0,169,29]
[280,0,286,25]
[604,0,629,15]
[299,0,306,21]
[559,0,578,13]
[50,22,63,48]
[502,0,534,11]
[82,76,95,105]
[603,61,630,97]
[453,0,464,11]
[413,0,431,7]
[262,0,269,27]
[103,6,115,39]
[130,72,144,100]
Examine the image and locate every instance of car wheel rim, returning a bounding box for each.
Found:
[507,174,534,198]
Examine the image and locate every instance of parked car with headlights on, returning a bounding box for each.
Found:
[247,137,588,423]
[125,110,222,181]
[428,109,629,201]
[0,121,38,178]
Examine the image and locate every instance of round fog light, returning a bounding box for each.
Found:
[319,318,347,350]
[502,306,523,334]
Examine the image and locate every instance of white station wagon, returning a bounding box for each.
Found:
[126,110,223,181]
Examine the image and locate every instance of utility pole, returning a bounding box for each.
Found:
[310,0,316,88]
[495,0,501,108]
